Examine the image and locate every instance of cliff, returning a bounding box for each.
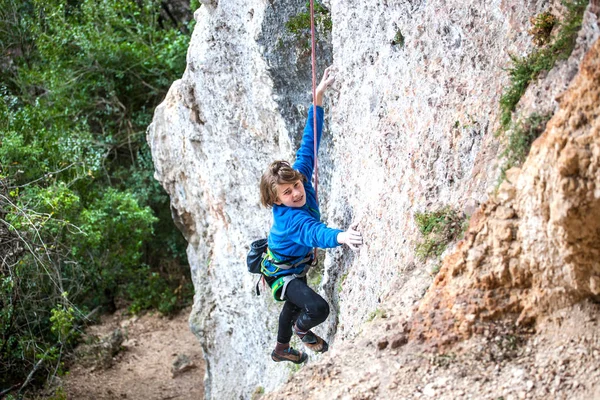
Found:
[147,0,600,398]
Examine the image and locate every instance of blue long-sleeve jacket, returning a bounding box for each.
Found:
[267,106,343,262]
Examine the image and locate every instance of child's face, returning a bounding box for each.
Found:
[274,179,306,208]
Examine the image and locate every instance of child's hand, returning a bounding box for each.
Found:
[316,66,336,95]
[337,222,363,251]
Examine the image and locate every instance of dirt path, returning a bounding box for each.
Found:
[63,307,204,400]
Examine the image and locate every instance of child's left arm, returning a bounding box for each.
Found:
[336,222,363,251]
[288,215,363,251]
[287,211,343,249]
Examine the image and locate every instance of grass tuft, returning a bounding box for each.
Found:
[414,206,466,261]
[337,271,348,293]
[367,308,387,322]
[307,263,323,288]
[498,0,588,132]
[498,112,552,182]
[251,386,265,400]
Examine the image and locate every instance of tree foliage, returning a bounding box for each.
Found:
[0,0,194,392]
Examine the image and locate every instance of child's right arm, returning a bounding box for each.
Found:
[293,105,323,180]
[314,67,335,107]
[293,67,335,180]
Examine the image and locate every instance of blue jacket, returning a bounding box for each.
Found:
[267,105,343,265]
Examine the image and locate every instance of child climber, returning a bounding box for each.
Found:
[259,67,363,364]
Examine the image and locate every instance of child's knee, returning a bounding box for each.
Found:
[313,298,330,321]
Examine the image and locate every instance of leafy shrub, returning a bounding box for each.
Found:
[286,1,332,49]
[50,303,77,343]
[392,29,405,47]
[127,267,194,315]
[0,0,193,393]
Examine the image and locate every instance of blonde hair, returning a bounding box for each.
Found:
[260,161,306,207]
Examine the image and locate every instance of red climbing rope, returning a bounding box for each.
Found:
[309,0,318,200]
[309,0,319,263]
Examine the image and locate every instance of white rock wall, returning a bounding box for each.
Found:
[321,0,546,340]
[147,0,592,398]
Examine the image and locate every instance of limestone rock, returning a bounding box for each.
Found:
[147,0,600,398]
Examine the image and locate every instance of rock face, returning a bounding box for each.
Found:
[411,33,600,346]
[147,0,599,398]
[262,27,600,400]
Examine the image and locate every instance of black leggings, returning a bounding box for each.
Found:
[277,278,330,344]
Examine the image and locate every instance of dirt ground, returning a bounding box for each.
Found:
[260,299,600,400]
[48,301,600,400]
[62,307,205,400]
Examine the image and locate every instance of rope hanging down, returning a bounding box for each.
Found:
[309,0,319,262]
[309,0,318,200]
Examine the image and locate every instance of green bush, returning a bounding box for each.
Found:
[392,29,405,47]
[127,267,194,315]
[50,303,77,343]
[286,1,332,49]
[0,0,194,393]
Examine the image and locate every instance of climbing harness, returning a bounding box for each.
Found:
[261,248,313,277]
[247,238,314,299]
[262,249,314,301]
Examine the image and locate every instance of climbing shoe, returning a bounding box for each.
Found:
[301,331,329,353]
[271,347,308,364]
